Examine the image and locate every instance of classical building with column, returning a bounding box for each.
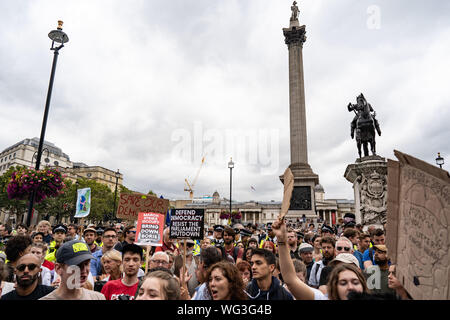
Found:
[172,190,354,228]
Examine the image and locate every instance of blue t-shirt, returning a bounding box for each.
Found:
[362,248,391,267]
[353,250,364,269]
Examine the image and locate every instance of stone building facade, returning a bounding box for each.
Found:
[173,189,354,227]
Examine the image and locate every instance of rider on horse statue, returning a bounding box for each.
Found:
[348,93,382,158]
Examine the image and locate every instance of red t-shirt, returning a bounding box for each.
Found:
[101,279,138,300]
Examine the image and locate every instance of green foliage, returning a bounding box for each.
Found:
[0,167,136,224]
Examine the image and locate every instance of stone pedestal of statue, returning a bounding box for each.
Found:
[344,155,387,228]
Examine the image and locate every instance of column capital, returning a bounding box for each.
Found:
[283,25,306,46]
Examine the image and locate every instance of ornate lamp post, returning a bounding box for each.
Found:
[26,21,69,227]
[228,158,234,225]
[112,169,120,221]
[436,152,444,169]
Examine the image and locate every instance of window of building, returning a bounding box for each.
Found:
[87,173,92,178]
[13,153,16,158]
[9,155,11,159]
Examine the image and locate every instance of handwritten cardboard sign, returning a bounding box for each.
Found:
[279,167,294,220]
[169,208,204,240]
[116,192,169,221]
[386,150,450,300]
[135,212,165,247]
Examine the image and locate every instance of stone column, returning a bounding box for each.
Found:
[280,5,319,220]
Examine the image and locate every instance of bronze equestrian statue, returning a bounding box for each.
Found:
[348,93,381,158]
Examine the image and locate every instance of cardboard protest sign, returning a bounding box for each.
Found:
[169,209,204,239]
[279,167,294,220]
[116,192,169,221]
[135,212,165,246]
[386,150,450,300]
[74,188,91,218]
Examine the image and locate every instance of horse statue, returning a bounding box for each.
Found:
[348,93,381,158]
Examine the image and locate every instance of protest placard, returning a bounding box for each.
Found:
[169,208,204,239]
[386,150,450,300]
[135,212,165,247]
[74,188,91,218]
[116,192,169,220]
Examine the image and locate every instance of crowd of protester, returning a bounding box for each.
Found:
[0,213,412,300]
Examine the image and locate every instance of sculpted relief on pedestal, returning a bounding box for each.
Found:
[357,170,387,225]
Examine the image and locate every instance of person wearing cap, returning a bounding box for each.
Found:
[45,224,67,263]
[247,238,258,249]
[363,244,394,295]
[211,225,224,246]
[101,244,143,300]
[222,226,244,264]
[95,226,104,247]
[362,228,386,269]
[321,225,335,239]
[83,227,100,254]
[40,240,105,300]
[239,229,252,247]
[298,243,314,282]
[258,223,277,248]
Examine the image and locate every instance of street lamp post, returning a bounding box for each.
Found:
[26,21,69,227]
[112,169,120,222]
[228,158,234,225]
[436,152,444,169]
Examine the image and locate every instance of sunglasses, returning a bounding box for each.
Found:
[127,231,136,234]
[336,246,351,252]
[16,263,38,272]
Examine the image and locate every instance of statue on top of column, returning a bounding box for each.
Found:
[291,1,299,21]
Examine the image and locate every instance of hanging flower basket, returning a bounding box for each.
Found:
[220,211,230,220]
[7,167,66,203]
[232,211,242,220]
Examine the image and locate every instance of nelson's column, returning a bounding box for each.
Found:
[280,2,319,220]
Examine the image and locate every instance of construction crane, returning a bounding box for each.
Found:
[184,155,206,200]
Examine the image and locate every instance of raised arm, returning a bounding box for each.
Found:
[272,219,315,300]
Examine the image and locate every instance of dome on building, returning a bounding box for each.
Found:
[314,184,324,193]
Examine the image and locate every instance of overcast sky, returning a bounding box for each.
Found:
[1,0,449,202]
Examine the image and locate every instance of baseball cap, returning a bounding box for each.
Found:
[374,244,388,252]
[299,243,314,253]
[56,240,94,266]
[53,224,68,234]
[333,253,360,269]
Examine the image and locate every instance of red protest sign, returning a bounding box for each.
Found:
[135,212,165,247]
[116,192,169,220]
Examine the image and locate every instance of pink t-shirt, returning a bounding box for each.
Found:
[101,279,138,300]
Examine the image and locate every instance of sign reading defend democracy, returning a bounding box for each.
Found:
[116,192,169,220]
[135,212,165,246]
[169,209,204,239]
